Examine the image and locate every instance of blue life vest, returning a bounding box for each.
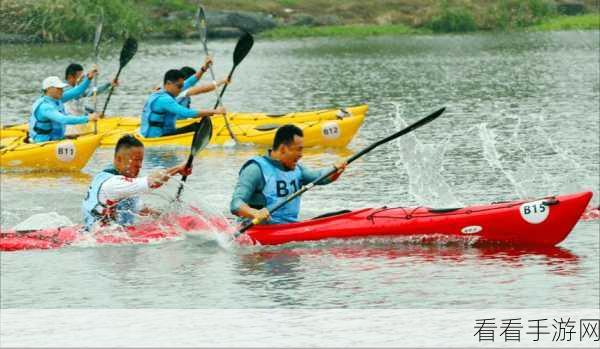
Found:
[140,90,176,138]
[244,156,303,224]
[29,96,67,142]
[82,167,139,230]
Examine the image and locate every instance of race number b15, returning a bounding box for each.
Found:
[519,200,549,224]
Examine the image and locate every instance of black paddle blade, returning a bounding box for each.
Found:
[191,117,213,155]
[196,6,207,42]
[119,37,138,69]
[233,32,254,66]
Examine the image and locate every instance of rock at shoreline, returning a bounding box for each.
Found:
[556,0,587,15]
[205,10,278,34]
[0,33,41,44]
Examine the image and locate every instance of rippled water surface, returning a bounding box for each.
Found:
[1,32,599,312]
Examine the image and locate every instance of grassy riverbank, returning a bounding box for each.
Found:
[530,13,600,31]
[261,24,423,39]
[0,0,598,43]
[262,13,600,39]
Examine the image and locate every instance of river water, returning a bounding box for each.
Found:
[1,31,599,345]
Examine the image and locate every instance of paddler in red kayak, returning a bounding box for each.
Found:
[230,124,347,224]
[82,134,192,231]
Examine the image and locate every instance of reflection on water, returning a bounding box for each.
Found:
[238,241,580,277]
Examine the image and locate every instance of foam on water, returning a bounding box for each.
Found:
[12,212,73,231]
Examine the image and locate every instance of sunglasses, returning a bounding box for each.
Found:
[167,80,184,89]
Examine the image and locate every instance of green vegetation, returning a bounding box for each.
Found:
[427,1,477,33]
[0,0,195,42]
[261,24,421,39]
[0,0,598,43]
[485,0,557,30]
[530,13,600,31]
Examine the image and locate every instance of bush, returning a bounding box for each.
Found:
[494,0,556,29]
[427,5,477,33]
[0,0,148,42]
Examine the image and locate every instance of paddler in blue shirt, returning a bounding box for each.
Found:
[63,63,118,115]
[82,134,192,231]
[177,65,230,109]
[29,72,100,143]
[230,124,347,224]
[140,69,226,138]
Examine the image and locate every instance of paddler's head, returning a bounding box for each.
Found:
[114,134,145,178]
[65,63,84,87]
[42,76,69,100]
[271,125,304,170]
[163,69,185,97]
[180,66,196,79]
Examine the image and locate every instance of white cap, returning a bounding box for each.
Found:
[42,76,68,90]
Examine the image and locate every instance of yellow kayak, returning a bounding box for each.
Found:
[4,105,367,133]
[0,128,27,150]
[1,105,367,148]
[99,105,367,148]
[0,133,102,171]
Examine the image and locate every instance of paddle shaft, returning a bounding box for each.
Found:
[175,116,213,201]
[213,67,235,109]
[196,5,238,142]
[100,67,123,116]
[234,107,447,237]
[92,21,102,112]
[175,153,195,198]
[202,41,238,142]
[92,37,101,133]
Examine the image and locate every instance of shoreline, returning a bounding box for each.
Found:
[0,15,598,44]
[260,14,600,39]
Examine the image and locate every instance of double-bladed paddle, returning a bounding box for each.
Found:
[233,107,447,238]
[175,116,213,200]
[217,32,253,110]
[196,5,239,143]
[100,37,138,117]
[174,30,254,200]
[92,12,104,134]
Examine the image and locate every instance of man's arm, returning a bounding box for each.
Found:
[230,163,269,221]
[160,95,225,120]
[183,75,199,90]
[184,77,229,98]
[62,77,91,102]
[83,82,111,97]
[99,163,192,206]
[38,103,89,125]
[159,95,200,120]
[98,176,151,204]
[299,161,346,186]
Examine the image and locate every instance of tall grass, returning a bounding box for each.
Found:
[426,1,477,33]
[0,0,148,42]
[488,0,557,30]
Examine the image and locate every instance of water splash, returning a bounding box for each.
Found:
[478,123,530,197]
[389,103,462,207]
[478,114,599,205]
[12,212,73,231]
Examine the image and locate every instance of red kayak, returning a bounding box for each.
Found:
[0,191,593,252]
